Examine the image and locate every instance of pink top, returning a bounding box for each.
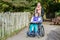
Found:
[35,6,41,16]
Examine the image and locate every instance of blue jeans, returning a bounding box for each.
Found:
[29,23,38,35]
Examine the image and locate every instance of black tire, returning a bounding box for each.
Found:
[40,25,45,37]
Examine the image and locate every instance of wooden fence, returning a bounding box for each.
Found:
[0,12,31,40]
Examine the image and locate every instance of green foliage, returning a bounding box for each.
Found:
[55,10,60,16]
[0,0,60,14]
[48,3,60,13]
[44,0,60,18]
[0,0,43,12]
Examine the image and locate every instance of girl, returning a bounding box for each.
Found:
[35,2,42,16]
[29,13,42,37]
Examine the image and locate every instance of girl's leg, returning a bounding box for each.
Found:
[29,24,34,33]
[34,24,38,36]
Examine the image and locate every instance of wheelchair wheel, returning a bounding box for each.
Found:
[40,25,45,37]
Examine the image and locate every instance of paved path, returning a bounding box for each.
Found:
[6,22,60,40]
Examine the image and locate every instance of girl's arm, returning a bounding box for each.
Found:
[31,17,33,22]
[38,17,43,23]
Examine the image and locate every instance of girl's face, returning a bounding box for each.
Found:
[35,13,38,17]
[37,3,41,8]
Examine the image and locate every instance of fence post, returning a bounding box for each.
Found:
[1,13,5,39]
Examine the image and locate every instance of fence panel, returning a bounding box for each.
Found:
[0,12,31,40]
